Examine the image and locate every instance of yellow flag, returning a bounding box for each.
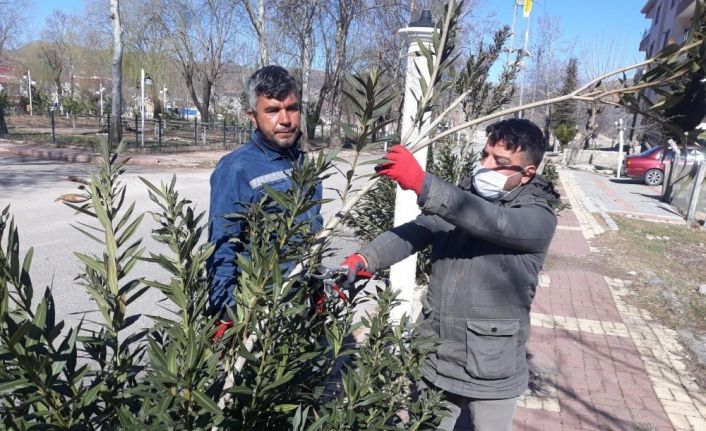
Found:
[523,0,533,17]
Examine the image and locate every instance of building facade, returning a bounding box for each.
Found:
[639,0,695,58]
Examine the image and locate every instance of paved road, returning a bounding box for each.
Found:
[0,154,373,329]
[568,169,683,223]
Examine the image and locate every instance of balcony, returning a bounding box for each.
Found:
[639,28,651,51]
[677,0,695,19]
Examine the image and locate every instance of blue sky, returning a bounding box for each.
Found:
[30,0,85,34]
[478,1,649,69]
[29,0,650,72]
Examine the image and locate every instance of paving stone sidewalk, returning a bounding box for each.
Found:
[511,168,706,431]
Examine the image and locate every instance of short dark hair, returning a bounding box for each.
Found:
[247,65,299,110]
[485,118,546,167]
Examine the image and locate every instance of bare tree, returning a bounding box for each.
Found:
[0,0,27,135]
[526,13,572,144]
[0,0,26,60]
[110,0,124,145]
[240,0,269,67]
[271,0,318,150]
[160,0,238,123]
[307,0,361,147]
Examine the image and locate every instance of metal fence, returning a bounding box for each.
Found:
[3,112,252,149]
[2,111,400,150]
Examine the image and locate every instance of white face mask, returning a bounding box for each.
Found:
[472,164,523,201]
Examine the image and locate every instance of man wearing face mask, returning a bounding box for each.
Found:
[340,118,558,431]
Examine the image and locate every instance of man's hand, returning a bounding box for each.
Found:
[213,320,233,342]
[375,145,425,195]
[341,254,372,285]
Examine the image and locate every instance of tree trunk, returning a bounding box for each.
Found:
[109,0,123,146]
[298,1,316,151]
[242,0,269,66]
[199,80,212,123]
[583,103,603,150]
[183,71,204,123]
[54,76,63,98]
[300,37,312,151]
[257,0,268,66]
[0,110,8,136]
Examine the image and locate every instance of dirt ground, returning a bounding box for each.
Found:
[545,215,706,390]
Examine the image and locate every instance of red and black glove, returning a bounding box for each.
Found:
[341,253,372,285]
[375,145,425,195]
[212,320,233,342]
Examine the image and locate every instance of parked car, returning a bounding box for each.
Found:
[623,145,705,186]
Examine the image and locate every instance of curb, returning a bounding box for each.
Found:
[0,142,206,167]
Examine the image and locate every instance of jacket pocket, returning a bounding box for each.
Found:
[465,319,519,379]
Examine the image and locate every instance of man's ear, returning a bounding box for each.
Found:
[520,165,537,185]
[246,109,257,126]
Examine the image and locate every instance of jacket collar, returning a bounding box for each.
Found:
[497,174,560,206]
[251,130,301,162]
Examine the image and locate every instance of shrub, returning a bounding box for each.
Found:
[0,141,444,429]
[554,123,577,149]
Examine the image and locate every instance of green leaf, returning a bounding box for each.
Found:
[192,390,221,416]
[0,379,30,394]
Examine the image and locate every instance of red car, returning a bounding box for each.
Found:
[623,146,705,186]
[623,146,666,186]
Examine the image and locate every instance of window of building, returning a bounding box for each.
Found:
[649,41,655,57]
[655,5,661,24]
[683,28,690,43]
[671,0,676,8]
[663,29,671,47]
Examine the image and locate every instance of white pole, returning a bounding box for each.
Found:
[141,68,145,147]
[100,86,104,119]
[517,9,531,118]
[391,14,435,323]
[616,118,625,178]
[507,0,519,65]
[27,70,33,116]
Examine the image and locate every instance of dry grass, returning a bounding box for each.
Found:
[592,215,706,386]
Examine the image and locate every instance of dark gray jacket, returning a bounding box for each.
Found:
[358,173,558,398]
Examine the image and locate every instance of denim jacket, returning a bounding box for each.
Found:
[206,130,323,314]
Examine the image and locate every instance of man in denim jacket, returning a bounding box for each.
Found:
[342,119,558,431]
[207,66,322,319]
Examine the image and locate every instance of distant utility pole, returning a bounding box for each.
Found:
[517,0,533,118]
[507,0,519,65]
[616,118,625,179]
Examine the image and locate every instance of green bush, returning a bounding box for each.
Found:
[554,123,577,149]
[0,141,444,429]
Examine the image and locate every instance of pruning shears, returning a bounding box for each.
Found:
[311,265,350,302]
